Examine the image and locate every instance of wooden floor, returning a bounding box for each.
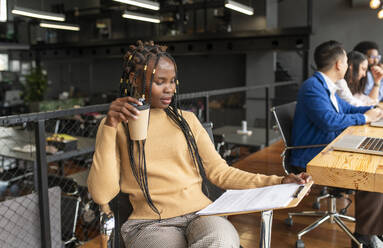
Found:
[81,140,355,248]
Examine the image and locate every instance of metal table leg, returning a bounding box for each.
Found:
[259,210,273,248]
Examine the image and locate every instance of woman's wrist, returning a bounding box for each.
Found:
[105,116,118,128]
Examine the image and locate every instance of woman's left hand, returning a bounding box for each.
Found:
[282,173,312,196]
[282,173,312,184]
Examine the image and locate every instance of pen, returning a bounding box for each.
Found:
[293,185,305,198]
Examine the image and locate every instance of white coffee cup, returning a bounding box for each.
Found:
[128,104,150,140]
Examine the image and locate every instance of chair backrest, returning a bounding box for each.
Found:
[61,195,81,244]
[271,101,296,147]
[110,192,132,248]
[271,102,297,175]
[201,122,225,201]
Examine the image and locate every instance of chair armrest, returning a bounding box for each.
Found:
[100,204,115,248]
[285,144,328,150]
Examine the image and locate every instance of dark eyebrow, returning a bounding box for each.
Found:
[157,76,175,80]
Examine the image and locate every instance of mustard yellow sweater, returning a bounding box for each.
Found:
[88,109,283,219]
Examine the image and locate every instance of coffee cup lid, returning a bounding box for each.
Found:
[135,103,150,111]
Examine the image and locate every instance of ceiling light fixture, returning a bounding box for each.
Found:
[370,0,381,9]
[378,8,383,19]
[122,10,160,23]
[11,6,65,21]
[40,21,80,31]
[224,0,254,15]
[0,0,7,22]
[113,0,160,11]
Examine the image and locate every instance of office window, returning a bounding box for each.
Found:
[0,0,6,22]
[0,54,9,71]
[10,60,20,72]
[21,62,30,75]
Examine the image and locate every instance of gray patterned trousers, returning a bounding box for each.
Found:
[121,212,240,248]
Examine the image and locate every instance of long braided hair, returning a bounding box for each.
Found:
[120,41,209,218]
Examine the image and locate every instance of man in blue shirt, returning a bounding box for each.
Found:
[291,40,383,248]
[354,41,383,102]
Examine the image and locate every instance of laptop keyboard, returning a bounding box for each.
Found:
[358,137,383,152]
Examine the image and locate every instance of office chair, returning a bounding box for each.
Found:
[271,102,360,248]
[97,122,245,248]
[47,174,82,246]
[61,194,81,246]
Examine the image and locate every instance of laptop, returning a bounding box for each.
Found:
[332,134,383,156]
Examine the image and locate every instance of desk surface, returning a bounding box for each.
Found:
[0,127,95,162]
[213,126,280,148]
[307,125,383,193]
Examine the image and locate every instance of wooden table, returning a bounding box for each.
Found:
[307,125,383,193]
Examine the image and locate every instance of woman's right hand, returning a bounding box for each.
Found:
[371,65,383,83]
[364,108,383,123]
[105,97,142,128]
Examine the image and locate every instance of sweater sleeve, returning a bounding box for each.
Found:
[337,96,373,114]
[187,113,283,189]
[87,118,121,204]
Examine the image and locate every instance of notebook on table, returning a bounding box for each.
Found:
[332,134,383,156]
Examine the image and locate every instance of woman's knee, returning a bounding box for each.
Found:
[187,216,240,247]
[121,220,187,248]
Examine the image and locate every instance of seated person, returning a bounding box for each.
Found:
[87,40,311,248]
[354,41,383,102]
[291,40,383,248]
[336,51,380,106]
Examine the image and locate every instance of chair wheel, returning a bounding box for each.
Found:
[339,208,347,215]
[296,239,305,248]
[312,201,320,209]
[285,217,293,226]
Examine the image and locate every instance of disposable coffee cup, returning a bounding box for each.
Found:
[128,103,150,140]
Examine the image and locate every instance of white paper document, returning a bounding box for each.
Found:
[197,183,303,216]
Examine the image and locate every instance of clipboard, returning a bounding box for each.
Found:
[197,181,313,217]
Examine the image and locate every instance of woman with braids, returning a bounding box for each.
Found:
[88,41,311,248]
[336,51,380,106]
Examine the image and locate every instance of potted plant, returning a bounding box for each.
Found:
[23,66,48,112]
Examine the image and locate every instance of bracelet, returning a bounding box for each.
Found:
[374,83,380,87]
[100,212,115,236]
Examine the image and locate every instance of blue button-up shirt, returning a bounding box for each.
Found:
[363,71,383,101]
